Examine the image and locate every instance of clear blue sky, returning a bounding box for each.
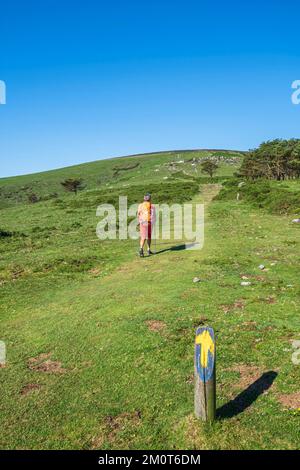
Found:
[1,0,300,177]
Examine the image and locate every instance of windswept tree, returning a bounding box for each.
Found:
[239,139,300,180]
[61,178,84,195]
[200,160,219,178]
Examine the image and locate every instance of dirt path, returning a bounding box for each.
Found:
[200,183,222,204]
[94,183,221,285]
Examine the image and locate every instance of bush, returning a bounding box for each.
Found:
[28,193,39,203]
[60,181,201,210]
[216,179,300,215]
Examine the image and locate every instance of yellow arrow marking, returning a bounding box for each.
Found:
[195,330,215,368]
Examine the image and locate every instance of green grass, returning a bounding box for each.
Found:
[0,149,243,207]
[216,178,300,215]
[0,152,299,450]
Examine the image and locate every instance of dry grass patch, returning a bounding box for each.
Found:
[227,364,263,390]
[27,353,66,374]
[278,392,300,410]
[145,320,166,332]
[91,432,105,449]
[220,299,245,314]
[91,411,142,448]
[89,267,102,276]
[264,296,277,304]
[238,321,258,331]
[20,383,42,396]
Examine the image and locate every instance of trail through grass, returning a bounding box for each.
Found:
[0,184,299,449]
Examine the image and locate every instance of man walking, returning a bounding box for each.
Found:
[137,193,156,257]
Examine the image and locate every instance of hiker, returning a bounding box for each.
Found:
[137,193,156,257]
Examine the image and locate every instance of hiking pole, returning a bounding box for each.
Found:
[153,222,157,254]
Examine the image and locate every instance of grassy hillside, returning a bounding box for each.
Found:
[216,179,300,216]
[0,149,243,207]
[1,150,300,450]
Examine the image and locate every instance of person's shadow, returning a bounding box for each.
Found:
[217,371,278,419]
[155,243,187,254]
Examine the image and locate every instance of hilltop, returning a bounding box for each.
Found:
[0,149,243,207]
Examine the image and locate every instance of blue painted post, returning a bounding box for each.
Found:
[194,326,216,422]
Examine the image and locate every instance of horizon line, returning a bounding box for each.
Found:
[0,147,247,180]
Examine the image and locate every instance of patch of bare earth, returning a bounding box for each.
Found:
[145,320,166,332]
[238,321,258,331]
[253,275,266,282]
[27,353,66,374]
[20,383,42,396]
[264,296,277,304]
[11,266,27,280]
[91,433,105,449]
[92,411,142,448]
[89,267,101,276]
[227,364,263,390]
[220,299,245,314]
[278,392,300,410]
[181,288,197,300]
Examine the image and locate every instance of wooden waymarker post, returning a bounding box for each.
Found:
[194,326,216,422]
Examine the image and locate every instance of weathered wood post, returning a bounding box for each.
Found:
[194,326,216,422]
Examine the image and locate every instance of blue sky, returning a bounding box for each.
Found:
[0,0,300,177]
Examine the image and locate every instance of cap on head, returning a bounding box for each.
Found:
[144,193,151,201]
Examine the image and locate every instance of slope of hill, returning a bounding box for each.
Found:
[0,150,299,450]
[0,149,243,207]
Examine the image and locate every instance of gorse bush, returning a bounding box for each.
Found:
[216,179,300,215]
[56,181,200,210]
[28,193,39,203]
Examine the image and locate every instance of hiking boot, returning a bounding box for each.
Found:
[139,248,144,257]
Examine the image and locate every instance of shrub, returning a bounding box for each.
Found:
[28,193,39,203]
[216,179,300,215]
[61,178,84,195]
